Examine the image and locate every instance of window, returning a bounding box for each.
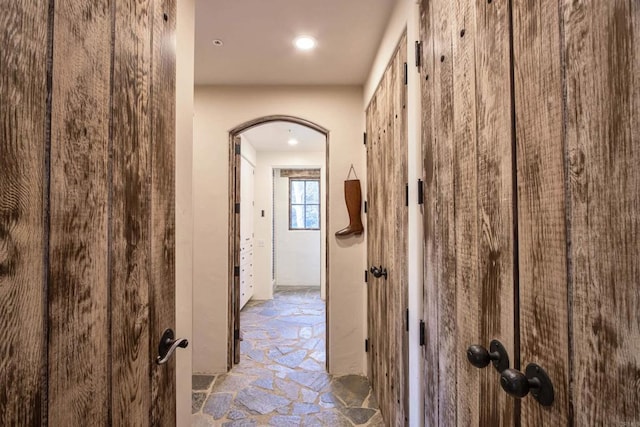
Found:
[289,179,320,230]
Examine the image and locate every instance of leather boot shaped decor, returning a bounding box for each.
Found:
[335,165,364,237]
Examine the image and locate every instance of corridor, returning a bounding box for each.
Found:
[192,287,384,426]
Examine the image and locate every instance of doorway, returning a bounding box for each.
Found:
[227,116,330,370]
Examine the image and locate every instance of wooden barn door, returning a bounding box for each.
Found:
[420,0,639,425]
[419,0,516,425]
[1,1,179,425]
[514,0,639,425]
[366,31,408,426]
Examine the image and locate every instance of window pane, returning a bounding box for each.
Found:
[290,180,305,204]
[305,180,319,204]
[305,205,320,229]
[291,205,304,229]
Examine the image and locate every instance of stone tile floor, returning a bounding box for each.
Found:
[192,287,384,426]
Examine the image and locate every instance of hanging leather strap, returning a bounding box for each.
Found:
[347,164,358,180]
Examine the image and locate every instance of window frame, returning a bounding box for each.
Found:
[288,178,321,231]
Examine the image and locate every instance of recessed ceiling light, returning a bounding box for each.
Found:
[212,39,224,47]
[288,138,299,146]
[294,36,316,51]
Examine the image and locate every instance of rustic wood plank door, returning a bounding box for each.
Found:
[0,1,179,424]
[365,31,408,426]
[514,0,640,425]
[420,0,639,424]
[419,0,517,424]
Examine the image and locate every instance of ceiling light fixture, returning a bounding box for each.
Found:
[212,39,224,47]
[294,36,316,51]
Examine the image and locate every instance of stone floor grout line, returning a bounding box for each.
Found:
[192,287,385,426]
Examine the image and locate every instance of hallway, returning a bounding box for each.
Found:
[192,287,383,426]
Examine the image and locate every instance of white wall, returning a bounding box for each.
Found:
[274,169,321,288]
[240,135,257,165]
[253,152,327,301]
[193,86,366,376]
[364,1,423,426]
[175,0,194,424]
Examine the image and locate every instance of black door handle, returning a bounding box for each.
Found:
[466,339,509,372]
[500,363,554,406]
[156,328,189,365]
[369,266,388,280]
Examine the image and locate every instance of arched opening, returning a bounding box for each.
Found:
[227,115,331,371]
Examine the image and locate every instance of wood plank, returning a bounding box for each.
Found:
[149,0,176,424]
[450,0,481,425]
[563,0,639,424]
[430,0,457,423]
[47,2,111,424]
[110,0,152,423]
[366,34,408,424]
[233,134,241,365]
[512,0,570,424]
[473,0,516,425]
[0,1,49,424]
[419,1,439,425]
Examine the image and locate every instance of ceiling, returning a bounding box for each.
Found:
[242,122,325,152]
[195,0,397,85]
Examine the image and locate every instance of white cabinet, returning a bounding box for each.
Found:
[239,243,253,309]
[239,156,254,309]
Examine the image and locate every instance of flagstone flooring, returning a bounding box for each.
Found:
[192,287,385,426]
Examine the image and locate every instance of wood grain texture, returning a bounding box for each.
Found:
[110,0,152,423]
[451,0,481,424]
[473,0,516,425]
[431,0,457,423]
[0,1,48,424]
[47,2,111,424]
[419,1,440,425]
[233,135,241,366]
[563,0,640,424]
[149,0,176,424]
[512,0,570,424]
[365,31,408,426]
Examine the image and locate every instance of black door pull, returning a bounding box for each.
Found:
[369,266,388,280]
[466,339,509,372]
[500,363,554,406]
[156,328,189,365]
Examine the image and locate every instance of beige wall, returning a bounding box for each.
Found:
[274,164,323,288]
[251,151,326,300]
[175,0,194,424]
[193,85,366,375]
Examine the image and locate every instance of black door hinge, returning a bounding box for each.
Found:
[418,179,424,205]
[363,132,367,145]
[405,308,409,332]
[365,338,369,353]
[235,143,241,155]
[364,200,368,213]
[405,183,409,207]
[234,266,240,277]
[419,320,425,346]
[235,203,240,214]
[234,329,240,340]
[365,270,368,283]
[403,62,408,85]
[415,41,422,68]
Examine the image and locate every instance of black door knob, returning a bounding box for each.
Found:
[466,339,509,372]
[499,363,554,406]
[499,368,531,398]
[369,265,388,280]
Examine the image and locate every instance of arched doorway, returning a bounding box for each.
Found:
[227,115,330,370]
